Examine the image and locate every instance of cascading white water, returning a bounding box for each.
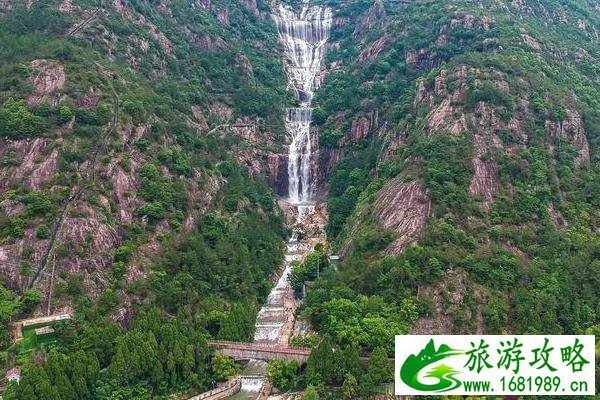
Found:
[285,108,313,203]
[273,0,332,204]
[252,0,331,344]
[233,4,331,394]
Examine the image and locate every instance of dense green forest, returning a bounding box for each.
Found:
[1,160,288,398]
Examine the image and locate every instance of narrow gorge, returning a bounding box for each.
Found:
[235,1,332,398]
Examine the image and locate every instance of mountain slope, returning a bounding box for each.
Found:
[305,0,600,347]
[0,1,291,395]
[0,0,292,310]
[0,0,599,397]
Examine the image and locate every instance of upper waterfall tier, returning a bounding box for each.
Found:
[272,2,332,105]
[273,1,331,204]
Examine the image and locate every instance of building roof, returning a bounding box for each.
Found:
[5,367,21,381]
[34,326,55,336]
[21,313,71,328]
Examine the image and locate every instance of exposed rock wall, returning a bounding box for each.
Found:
[266,153,289,197]
[545,109,590,168]
[468,134,499,211]
[375,178,431,255]
[352,0,385,39]
[411,269,486,335]
[340,178,430,258]
[27,60,66,107]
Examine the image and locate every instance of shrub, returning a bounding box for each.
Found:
[20,289,42,313]
[98,289,119,314]
[36,224,50,239]
[21,191,54,216]
[211,353,239,381]
[0,98,45,139]
[114,245,133,263]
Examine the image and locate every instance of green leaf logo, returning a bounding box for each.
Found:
[400,339,464,392]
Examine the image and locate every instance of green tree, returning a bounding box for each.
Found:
[341,344,362,379]
[20,289,42,313]
[0,98,45,139]
[342,373,359,399]
[304,339,334,385]
[367,346,393,385]
[267,359,299,391]
[52,319,75,343]
[211,353,238,381]
[151,358,164,388]
[0,285,19,348]
[302,385,320,400]
[182,344,195,381]
[56,105,73,124]
[36,224,50,239]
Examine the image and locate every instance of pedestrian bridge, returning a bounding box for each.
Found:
[207,340,311,363]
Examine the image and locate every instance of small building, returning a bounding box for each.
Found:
[34,326,55,336]
[5,367,21,383]
[329,255,340,270]
[13,313,72,344]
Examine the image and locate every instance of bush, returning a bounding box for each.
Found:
[36,224,50,239]
[319,129,343,148]
[21,191,54,216]
[20,289,42,313]
[114,245,133,263]
[302,386,319,400]
[75,103,111,126]
[267,360,299,391]
[0,98,45,139]
[1,215,27,239]
[211,353,239,381]
[110,262,126,281]
[289,334,321,348]
[98,289,119,314]
[137,202,165,223]
[465,82,513,110]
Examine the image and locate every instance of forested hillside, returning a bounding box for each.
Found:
[307,0,600,350]
[0,0,599,398]
[291,0,600,393]
[0,0,291,397]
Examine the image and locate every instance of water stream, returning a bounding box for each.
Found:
[236,1,331,397]
[272,0,332,203]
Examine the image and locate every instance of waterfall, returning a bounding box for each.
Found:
[252,0,330,344]
[240,377,265,393]
[225,4,331,394]
[273,0,332,204]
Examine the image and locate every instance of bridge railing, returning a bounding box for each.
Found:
[206,340,311,356]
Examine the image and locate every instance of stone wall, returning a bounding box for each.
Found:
[188,379,241,400]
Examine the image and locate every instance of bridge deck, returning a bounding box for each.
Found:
[207,340,311,357]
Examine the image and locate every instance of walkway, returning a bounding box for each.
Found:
[187,378,241,400]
